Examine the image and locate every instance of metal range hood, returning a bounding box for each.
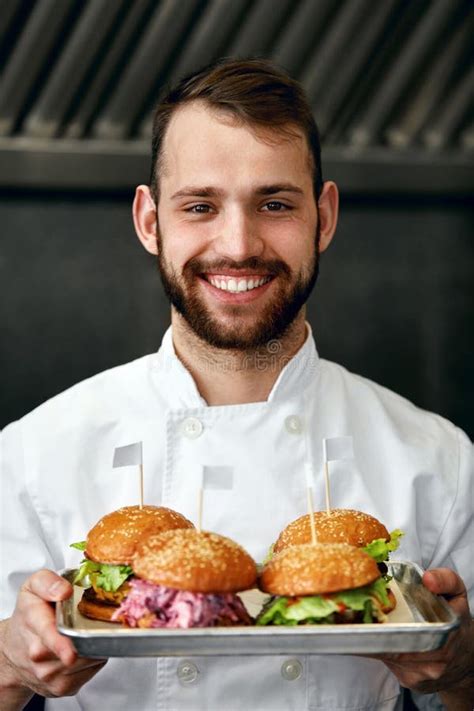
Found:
[0,0,472,194]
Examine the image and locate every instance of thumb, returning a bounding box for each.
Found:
[21,569,73,602]
[422,568,466,597]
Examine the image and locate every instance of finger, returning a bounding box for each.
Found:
[21,570,73,602]
[63,659,107,676]
[35,657,106,679]
[20,600,77,666]
[39,660,107,698]
[29,653,108,682]
[28,634,63,664]
[373,651,444,664]
[423,570,471,624]
[27,635,89,668]
[423,569,466,598]
[382,655,448,669]
[17,575,77,666]
[383,660,448,689]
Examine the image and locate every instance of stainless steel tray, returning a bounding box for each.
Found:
[57,561,459,657]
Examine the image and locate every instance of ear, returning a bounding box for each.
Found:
[317,180,339,253]
[133,185,159,255]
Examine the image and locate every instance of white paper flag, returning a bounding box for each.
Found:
[197,466,234,532]
[323,436,354,463]
[113,442,143,468]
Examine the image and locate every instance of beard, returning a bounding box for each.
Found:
[156,226,320,351]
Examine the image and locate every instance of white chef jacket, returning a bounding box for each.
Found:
[1,326,472,711]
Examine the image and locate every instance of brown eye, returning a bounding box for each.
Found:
[189,204,211,213]
[264,201,288,211]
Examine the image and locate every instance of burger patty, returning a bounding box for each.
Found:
[77,587,123,622]
[81,586,121,608]
[89,580,130,605]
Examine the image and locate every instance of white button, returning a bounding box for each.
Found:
[285,415,303,434]
[180,417,203,439]
[281,658,303,681]
[177,660,199,685]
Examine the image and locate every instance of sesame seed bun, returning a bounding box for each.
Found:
[132,529,258,594]
[85,505,194,564]
[260,543,380,596]
[273,509,389,553]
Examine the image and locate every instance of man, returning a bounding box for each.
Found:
[0,58,472,711]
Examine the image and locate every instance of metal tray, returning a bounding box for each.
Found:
[57,561,459,657]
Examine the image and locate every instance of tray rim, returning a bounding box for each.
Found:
[57,560,460,641]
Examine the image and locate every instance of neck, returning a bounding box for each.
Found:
[170,312,308,405]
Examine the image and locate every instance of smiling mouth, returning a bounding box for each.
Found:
[202,275,273,293]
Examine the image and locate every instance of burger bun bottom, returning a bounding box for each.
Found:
[77,589,120,623]
[382,588,397,614]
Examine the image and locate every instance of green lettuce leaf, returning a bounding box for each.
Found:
[334,577,390,610]
[94,564,133,592]
[257,577,391,626]
[70,540,132,591]
[363,600,373,623]
[73,560,133,591]
[283,596,339,622]
[363,529,404,563]
[257,595,338,625]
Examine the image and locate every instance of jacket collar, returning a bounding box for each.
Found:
[151,324,319,409]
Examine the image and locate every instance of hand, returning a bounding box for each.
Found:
[379,568,474,706]
[0,569,106,705]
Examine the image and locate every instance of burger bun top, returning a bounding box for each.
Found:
[274,509,389,553]
[132,529,257,593]
[260,542,380,596]
[86,505,194,564]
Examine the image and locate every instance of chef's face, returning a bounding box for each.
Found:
[136,101,337,349]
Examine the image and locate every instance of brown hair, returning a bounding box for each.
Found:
[150,57,323,200]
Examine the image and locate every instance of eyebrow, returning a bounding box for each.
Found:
[170,184,304,200]
[255,184,304,196]
[171,186,223,200]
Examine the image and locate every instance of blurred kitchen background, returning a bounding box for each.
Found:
[1,0,473,439]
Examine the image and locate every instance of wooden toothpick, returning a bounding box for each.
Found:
[306,486,317,545]
[197,487,203,533]
[324,461,331,515]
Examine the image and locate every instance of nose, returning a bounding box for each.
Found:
[212,206,264,261]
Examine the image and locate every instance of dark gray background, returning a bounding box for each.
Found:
[1,189,472,438]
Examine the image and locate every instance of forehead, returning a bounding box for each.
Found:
[159,101,313,189]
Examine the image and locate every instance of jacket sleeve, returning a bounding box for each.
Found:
[0,420,55,619]
[427,426,474,612]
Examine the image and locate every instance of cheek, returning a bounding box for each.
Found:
[269,228,316,270]
[161,243,189,274]
[159,227,207,269]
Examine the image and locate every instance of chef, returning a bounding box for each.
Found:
[1,58,473,711]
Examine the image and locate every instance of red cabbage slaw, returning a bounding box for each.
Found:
[112,578,251,628]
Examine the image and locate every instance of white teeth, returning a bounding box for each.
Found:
[207,276,270,292]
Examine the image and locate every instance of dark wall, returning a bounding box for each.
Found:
[1,190,473,438]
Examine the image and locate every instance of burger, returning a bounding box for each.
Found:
[112,528,257,628]
[71,505,194,622]
[257,542,396,626]
[273,509,403,574]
